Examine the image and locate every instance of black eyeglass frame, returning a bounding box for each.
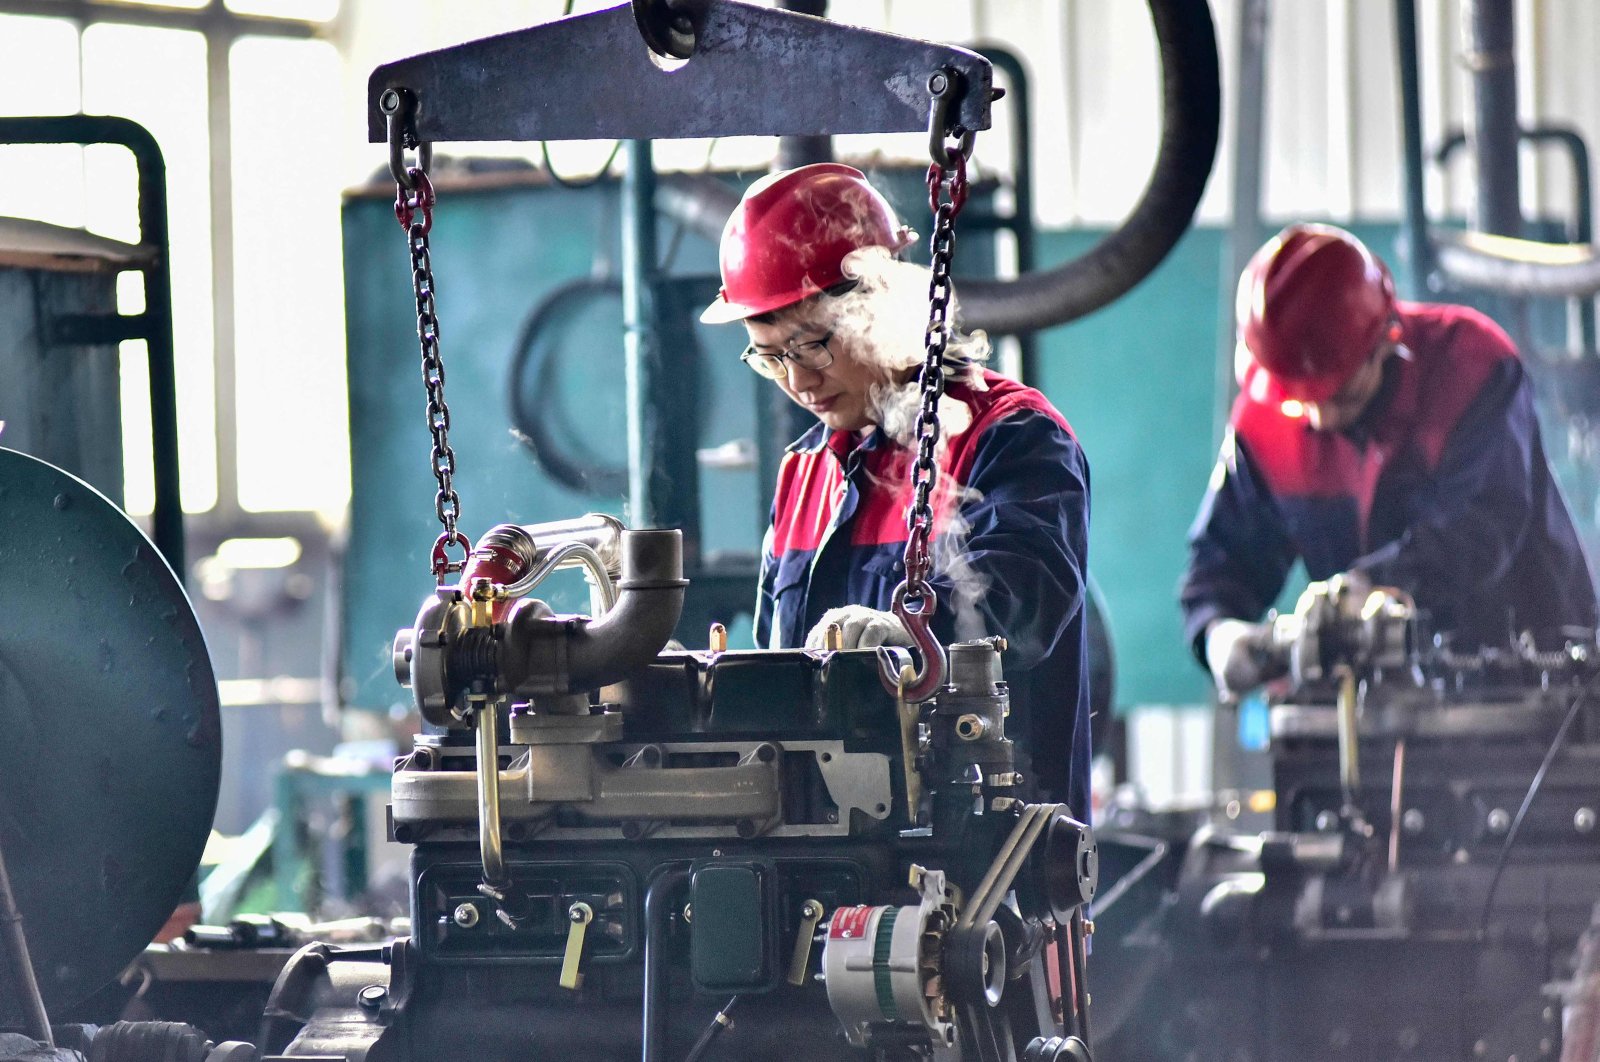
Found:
[739,330,836,379]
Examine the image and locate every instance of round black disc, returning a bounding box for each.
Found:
[0,448,220,1022]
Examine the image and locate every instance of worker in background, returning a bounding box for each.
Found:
[700,163,1093,817]
[1182,222,1599,697]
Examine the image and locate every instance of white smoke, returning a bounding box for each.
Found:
[937,499,997,644]
[821,247,991,449]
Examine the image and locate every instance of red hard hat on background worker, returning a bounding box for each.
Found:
[700,163,914,324]
[1237,222,1398,403]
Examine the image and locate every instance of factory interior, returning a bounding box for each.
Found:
[9,0,1600,1059]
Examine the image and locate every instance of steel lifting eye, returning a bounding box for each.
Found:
[632,0,702,63]
[926,70,976,170]
[381,86,432,190]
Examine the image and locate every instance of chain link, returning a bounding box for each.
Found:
[900,152,968,611]
[395,169,470,581]
[878,75,973,702]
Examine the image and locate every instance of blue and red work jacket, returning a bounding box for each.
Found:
[1182,301,1598,658]
[756,369,1092,818]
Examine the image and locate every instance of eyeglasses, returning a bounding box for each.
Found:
[740,331,835,380]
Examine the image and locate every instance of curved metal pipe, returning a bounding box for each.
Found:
[475,702,506,887]
[566,529,687,691]
[955,0,1221,335]
[642,866,690,1062]
[1433,228,1600,298]
[505,540,618,613]
[0,116,182,576]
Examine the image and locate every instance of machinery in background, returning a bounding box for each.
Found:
[260,515,1098,1061]
[1099,577,1600,1061]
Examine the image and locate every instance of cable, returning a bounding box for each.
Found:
[539,138,624,190]
[682,996,739,1062]
[507,276,630,497]
[658,137,720,273]
[540,0,622,189]
[1478,673,1598,933]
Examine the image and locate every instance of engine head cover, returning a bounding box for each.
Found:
[0,448,220,1022]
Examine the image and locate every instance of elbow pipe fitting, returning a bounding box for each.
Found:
[499,529,687,698]
[566,529,687,690]
[956,0,1221,336]
[1432,227,1600,298]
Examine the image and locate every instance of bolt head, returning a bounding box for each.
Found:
[452,903,480,928]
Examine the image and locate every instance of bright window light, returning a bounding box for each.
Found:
[100,0,209,9]
[230,35,350,515]
[214,536,304,569]
[82,22,218,514]
[0,15,85,229]
[225,0,339,22]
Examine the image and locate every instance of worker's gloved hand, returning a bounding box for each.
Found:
[805,606,914,650]
[1204,618,1276,698]
[1333,567,1374,602]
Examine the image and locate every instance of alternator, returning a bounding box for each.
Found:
[820,865,957,1050]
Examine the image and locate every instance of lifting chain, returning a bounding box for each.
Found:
[383,87,469,583]
[885,69,975,703]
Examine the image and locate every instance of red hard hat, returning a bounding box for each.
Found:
[700,163,913,324]
[1237,223,1397,402]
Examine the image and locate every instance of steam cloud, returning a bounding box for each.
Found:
[825,247,992,449]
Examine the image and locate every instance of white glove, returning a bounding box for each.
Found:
[1204,618,1274,698]
[805,606,914,650]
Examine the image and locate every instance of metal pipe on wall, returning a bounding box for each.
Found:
[0,116,184,579]
[775,0,832,171]
[974,46,1040,384]
[622,140,658,529]
[1216,0,1270,445]
[1465,0,1523,240]
[1394,0,1434,298]
[1437,125,1598,352]
[1394,0,1600,301]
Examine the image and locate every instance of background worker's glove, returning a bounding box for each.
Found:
[1204,618,1277,698]
[805,606,915,650]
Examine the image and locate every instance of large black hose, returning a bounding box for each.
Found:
[650,0,1222,339]
[955,0,1221,335]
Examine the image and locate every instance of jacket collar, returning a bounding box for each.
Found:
[786,422,889,460]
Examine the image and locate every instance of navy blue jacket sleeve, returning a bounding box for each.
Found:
[1349,359,1531,608]
[928,410,1090,671]
[754,504,778,648]
[1179,427,1300,662]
